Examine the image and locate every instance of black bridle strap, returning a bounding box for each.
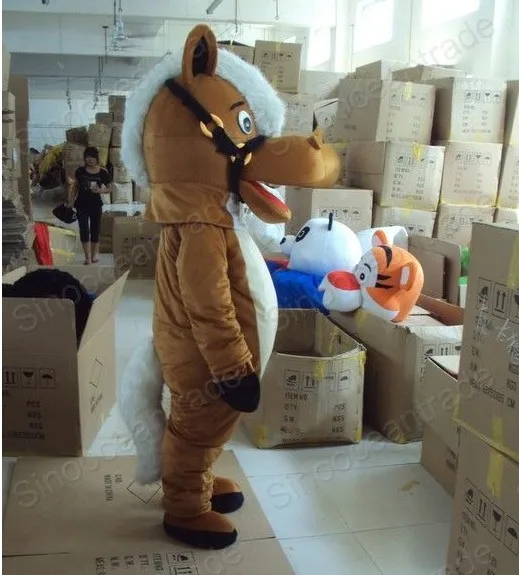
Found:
[163,77,267,199]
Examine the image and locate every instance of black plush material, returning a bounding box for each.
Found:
[211,491,245,514]
[212,372,260,413]
[3,269,93,345]
[163,521,238,550]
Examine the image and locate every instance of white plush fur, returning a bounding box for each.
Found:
[118,337,166,484]
[121,46,286,187]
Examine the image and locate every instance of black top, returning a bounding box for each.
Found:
[74,166,111,210]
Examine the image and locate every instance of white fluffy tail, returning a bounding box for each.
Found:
[118,337,166,485]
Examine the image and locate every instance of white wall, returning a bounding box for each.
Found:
[28,96,110,151]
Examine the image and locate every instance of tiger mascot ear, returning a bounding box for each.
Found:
[371,229,389,247]
[400,260,422,291]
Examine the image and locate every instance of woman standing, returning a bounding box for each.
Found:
[67,146,112,265]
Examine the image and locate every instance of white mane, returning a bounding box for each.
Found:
[121,48,287,187]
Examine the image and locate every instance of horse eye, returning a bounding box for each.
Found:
[237,110,253,134]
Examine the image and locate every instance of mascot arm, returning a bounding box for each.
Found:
[176,223,254,382]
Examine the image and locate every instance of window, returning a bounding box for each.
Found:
[353,0,394,52]
[421,0,480,28]
[308,28,331,68]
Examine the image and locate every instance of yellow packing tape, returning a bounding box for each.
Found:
[404,82,413,100]
[507,235,519,289]
[412,143,424,162]
[255,425,269,448]
[492,415,504,446]
[355,426,362,442]
[313,361,326,380]
[487,450,504,498]
[50,227,77,237]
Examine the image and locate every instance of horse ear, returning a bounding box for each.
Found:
[372,229,389,247]
[182,24,218,85]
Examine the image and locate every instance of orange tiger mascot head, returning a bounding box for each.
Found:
[353,229,424,323]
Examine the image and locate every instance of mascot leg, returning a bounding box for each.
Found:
[161,379,242,550]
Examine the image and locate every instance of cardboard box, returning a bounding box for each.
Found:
[330,295,464,442]
[279,92,314,135]
[3,540,294,575]
[407,235,463,305]
[113,164,131,184]
[504,79,519,146]
[285,186,373,234]
[435,204,495,247]
[494,208,519,224]
[416,355,460,452]
[354,60,409,80]
[497,144,519,209]
[88,123,112,149]
[2,90,15,114]
[373,205,436,237]
[133,184,150,204]
[392,65,466,82]
[421,424,458,496]
[429,77,507,143]
[2,265,128,456]
[2,451,277,556]
[333,79,435,144]
[300,70,345,100]
[108,95,126,115]
[253,40,302,93]
[217,41,255,64]
[313,99,338,143]
[8,76,29,121]
[446,429,519,574]
[2,43,11,91]
[111,182,133,204]
[109,146,122,166]
[329,143,348,185]
[99,211,127,254]
[456,222,519,461]
[63,142,86,163]
[243,309,365,448]
[111,123,123,147]
[345,141,444,210]
[66,126,88,146]
[95,112,113,126]
[439,141,503,206]
[112,217,161,279]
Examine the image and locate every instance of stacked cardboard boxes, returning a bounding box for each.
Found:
[218,40,255,64]
[445,222,519,574]
[2,64,32,272]
[7,76,31,218]
[331,293,463,443]
[87,122,111,167]
[494,81,519,226]
[334,66,439,237]
[430,77,507,246]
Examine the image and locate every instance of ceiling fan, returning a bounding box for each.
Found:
[110,0,159,52]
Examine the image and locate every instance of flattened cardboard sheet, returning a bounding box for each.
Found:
[2,539,295,574]
[3,451,274,556]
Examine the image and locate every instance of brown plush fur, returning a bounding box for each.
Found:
[143,23,340,548]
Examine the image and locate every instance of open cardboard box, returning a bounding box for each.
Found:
[2,265,129,456]
[243,309,366,448]
[418,355,460,496]
[330,295,463,442]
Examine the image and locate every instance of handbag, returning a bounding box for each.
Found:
[52,203,77,224]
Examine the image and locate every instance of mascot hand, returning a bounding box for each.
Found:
[213,372,260,413]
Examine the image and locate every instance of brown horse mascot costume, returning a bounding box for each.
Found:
[120,24,340,549]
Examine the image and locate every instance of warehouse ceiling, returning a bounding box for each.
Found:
[3,0,336,58]
[3,0,335,97]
